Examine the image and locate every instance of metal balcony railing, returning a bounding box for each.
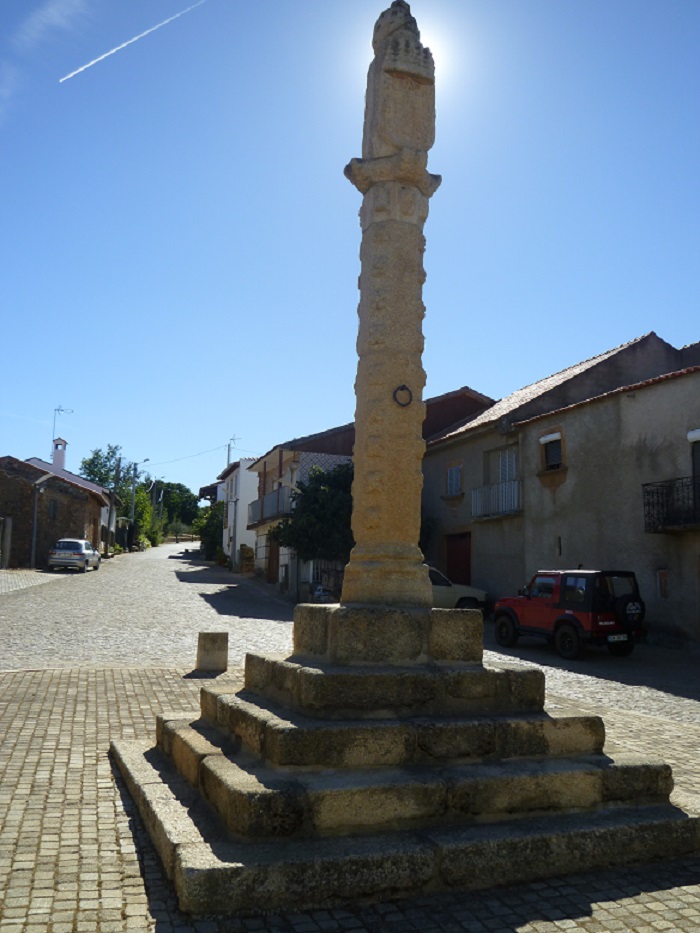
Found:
[247,486,293,528]
[471,479,522,519]
[642,476,700,533]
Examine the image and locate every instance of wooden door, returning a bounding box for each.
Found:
[445,532,471,584]
[267,537,280,583]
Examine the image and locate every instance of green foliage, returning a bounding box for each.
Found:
[271,462,354,563]
[145,528,164,547]
[79,444,138,504]
[79,445,201,530]
[79,444,122,487]
[130,485,152,539]
[167,519,187,541]
[193,501,225,561]
[161,482,200,526]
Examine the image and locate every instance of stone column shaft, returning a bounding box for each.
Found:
[340,1,440,608]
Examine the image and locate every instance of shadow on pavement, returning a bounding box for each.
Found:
[197,585,294,623]
[484,618,700,703]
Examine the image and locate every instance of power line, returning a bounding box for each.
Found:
[147,442,261,468]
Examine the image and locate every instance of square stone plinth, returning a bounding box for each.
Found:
[293,604,482,665]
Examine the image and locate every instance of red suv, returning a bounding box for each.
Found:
[493,570,645,659]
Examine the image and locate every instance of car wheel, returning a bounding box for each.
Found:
[457,597,479,610]
[94,560,100,571]
[555,623,582,660]
[495,614,518,647]
[82,561,88,573]
[608,640,634,657]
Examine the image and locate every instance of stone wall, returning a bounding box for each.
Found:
[0,458,101,568]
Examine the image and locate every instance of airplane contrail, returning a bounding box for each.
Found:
[59,0,209,83]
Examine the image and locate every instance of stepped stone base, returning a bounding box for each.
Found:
[110,605,700,917]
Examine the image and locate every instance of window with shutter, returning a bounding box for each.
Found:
[544,439,563,470]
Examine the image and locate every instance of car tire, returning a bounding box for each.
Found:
[94,561,100,571]
[555,623,582,660]
[608,640,634,657]
[82,561,88,573]
[495,614,518,647]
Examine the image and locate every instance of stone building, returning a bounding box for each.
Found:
[422,332,700,642]
[26,437,114,551]
[0,456,107,568]
[247,424,355,596]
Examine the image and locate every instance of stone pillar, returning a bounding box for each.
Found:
[341,1,441,608]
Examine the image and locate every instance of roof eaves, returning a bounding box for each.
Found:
[512,365,700,429]
[427,333,657,447]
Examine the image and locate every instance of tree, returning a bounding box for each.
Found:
[131,485,153,543]
[161,482,200,527]
[80,444,123,487]
[193,501,225,561]
[80,444,136,504]
[271,462,354,563]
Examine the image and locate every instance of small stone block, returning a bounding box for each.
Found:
[197,632,228,671]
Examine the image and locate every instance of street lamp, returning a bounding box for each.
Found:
[130,458,150,522]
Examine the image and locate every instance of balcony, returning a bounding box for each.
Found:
[247,486,292,528]
[471,479,522,520]
[643,476,700,533]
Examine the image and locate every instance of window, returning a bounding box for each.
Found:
[531,575,555,598]
[563,575,587,603]
[446,464,462,497]
[488,446,517,484]
[544,439,562,470]
[539,432,563,471]
[428,567,451,587]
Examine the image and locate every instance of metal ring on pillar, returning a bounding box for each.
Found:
[393,385,413,407]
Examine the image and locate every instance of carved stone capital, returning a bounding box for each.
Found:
[345,149,441,199]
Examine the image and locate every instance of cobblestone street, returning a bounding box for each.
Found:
[1,542,700,932]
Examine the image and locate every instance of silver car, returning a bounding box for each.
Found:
[48,539,101,572]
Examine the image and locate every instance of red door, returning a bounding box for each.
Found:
[445,533,471,584]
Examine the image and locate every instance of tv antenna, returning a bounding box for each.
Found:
[51,405,73,460]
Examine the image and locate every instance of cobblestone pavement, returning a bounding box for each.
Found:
[0,570,62,596]
[1,542,700,932]
[0,544,294,671]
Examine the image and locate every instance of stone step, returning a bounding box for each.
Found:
[201,748,673,841]
[111,737,700,918]
[191,688,605,769]
[154,715,670,840]
[242,653,545,719]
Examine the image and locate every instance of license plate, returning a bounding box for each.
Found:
[607,634,628,643]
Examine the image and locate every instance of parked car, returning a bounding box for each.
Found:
[493,569,645,659]
[428,566,487,610]
[48,539,101,573]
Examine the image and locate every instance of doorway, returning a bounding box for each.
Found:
[267,537,280,584]
[445,532,472,585]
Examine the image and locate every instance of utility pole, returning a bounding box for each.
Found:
[105,458,121,557]
[227,435,238,466]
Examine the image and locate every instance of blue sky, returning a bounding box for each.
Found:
[2,0,698,497]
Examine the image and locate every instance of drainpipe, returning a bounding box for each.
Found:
[30,473,52,569]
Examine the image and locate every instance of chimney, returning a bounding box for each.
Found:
[52,438,67,471]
